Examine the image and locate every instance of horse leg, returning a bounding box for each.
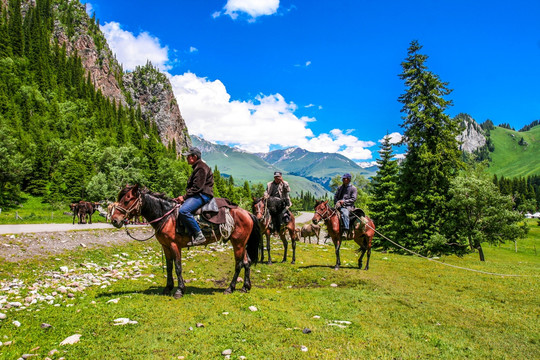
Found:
[364,247,371,270]
[259,232,265,263]
[290,230,296,264]
[334,240,342,270]
[224,257,243,294]
[358,247,366,270]
[241,252,252,293]
[162,247,175,296]
[265,232,273,265]
[280,232,288,263]
[170,242,185,298]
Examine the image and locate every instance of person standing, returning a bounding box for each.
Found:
[334,173,357,237]
[175,147,214,246]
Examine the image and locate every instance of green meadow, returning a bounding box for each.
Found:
[0,220,538,359]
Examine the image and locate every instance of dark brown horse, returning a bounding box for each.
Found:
[252,197,298,264]
[312,200,375,270]
[111,185,261,298]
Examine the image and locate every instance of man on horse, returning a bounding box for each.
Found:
[175,147,214,246]
[264,171,292,233]
[334,173,357,238]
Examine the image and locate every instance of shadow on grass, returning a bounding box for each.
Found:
[96,285,229,298]
[298,264,361,270]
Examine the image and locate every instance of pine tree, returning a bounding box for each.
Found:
[369,133,399,248]
[395,40,464,251]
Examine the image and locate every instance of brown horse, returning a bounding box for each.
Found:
[252,197,298,264]
[111,184,261,298]
[312,200,375,270]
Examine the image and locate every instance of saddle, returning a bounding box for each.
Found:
[176,197,238,237]
[338,208,366,239]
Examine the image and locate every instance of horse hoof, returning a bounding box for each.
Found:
[173,290,183,299]
[280,260,286,263]
[291,261,295,264]
[239,287,249,293]
[334,266,340,271]
[224,288,233,295]
[266,261,272,265]
[163,288,172,296]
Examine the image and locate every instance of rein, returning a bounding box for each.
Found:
[115,195,181,242]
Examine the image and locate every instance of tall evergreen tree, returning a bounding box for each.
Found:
[369,133,399,248]
[395,40,464,251]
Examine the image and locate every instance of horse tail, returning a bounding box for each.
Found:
[247,213,262,265]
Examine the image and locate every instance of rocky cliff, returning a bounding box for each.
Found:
[42,0,191,152]
[456,114,486,153]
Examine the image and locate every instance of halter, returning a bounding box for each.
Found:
[254,198,270,221]
[314,203,337,222]
[112,193,142,222]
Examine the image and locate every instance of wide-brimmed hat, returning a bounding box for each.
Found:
[182,147,202,158]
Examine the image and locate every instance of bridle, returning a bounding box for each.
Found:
[314,203,337,222]
[112,193,142,222]
[253,198,271,226]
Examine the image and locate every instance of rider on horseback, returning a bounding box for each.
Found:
[334,173,357,238]
[264,171,292,233]
[175,147,214,246]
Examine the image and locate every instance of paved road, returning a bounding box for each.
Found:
[0,223,119,235]
[0,212,315,235]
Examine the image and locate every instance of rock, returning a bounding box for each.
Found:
[41,323,52,329]
[21,354,38,359]
[48,349,59,356]
[221,349,232,356]
[60,334,81,345]
[12,320,21,327]
[0,312,6,319]
[330,283,338,287]
[301,345,308,352]
[113,318,138,325]
[302,328,312,334]
[312,315,320,319]
[248,306,258,312]
[196,323,204,328]
[107,298,120,304]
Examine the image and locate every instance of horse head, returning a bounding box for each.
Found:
[252,197,266,221]
[111,184,142,228]
[312,200,330,224]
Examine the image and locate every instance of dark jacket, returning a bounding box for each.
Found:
[334,184,357,209]
[185,159,214,198]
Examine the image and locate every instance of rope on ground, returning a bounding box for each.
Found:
[352,212,536,277]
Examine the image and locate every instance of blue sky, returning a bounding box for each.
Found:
[85,0,540,165]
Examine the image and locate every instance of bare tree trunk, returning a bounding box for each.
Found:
[475,242,485,261]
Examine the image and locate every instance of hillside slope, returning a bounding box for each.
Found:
[487,125,540,177]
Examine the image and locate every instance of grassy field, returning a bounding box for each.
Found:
[0,196,107,225]
[487,125,540,177]
[0,221,538,359]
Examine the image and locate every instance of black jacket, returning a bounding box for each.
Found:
[185,159,214,198]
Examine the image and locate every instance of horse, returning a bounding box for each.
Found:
[301,223,321,244]
[252,197,298,264]
[77,201,98,224]
[312,200,375,270]
[111,184,261,298]
[70,203,79,224]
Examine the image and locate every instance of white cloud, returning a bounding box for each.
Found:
[169,73,374,160]
[101,22,170,72]
[379,132,403,145]
[305,61,311,66]
[215,0,280,21]
[189,46,198,53]
[85,3,94,16]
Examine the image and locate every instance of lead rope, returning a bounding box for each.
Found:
[349,212,535,277]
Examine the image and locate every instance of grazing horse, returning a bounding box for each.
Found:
[312,200,375,270]
[301,223,321,244]
[111,184,261,298]
[252,197,298,264]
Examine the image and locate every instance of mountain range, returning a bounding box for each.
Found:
[192,136,377,197]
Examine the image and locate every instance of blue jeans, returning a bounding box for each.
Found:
[339,207,350,231]
[179,194,211,236]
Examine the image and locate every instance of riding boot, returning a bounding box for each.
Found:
[188,231,206,246]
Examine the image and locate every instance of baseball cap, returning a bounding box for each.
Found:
[182,147,202,158]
